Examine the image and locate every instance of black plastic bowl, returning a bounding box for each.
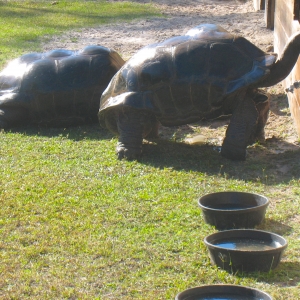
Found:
[204,229,287,272]
[175,285,272,300]
[198,191,269,230]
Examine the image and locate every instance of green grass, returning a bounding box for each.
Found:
[1,126,300,299]
[0,0,160,67]
[0,1,300,299]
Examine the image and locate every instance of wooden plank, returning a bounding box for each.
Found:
[274,0,294,48]
[274,14,289,54]
[275,0,294,39]
[275,0,294,14]
[265,0,275,29]
[273,0,300,137]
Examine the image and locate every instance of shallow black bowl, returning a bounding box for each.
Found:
[204,229,287,272]
[198,191,269,230]
[175,285,272,300]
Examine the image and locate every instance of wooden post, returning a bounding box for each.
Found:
[253,0,265,11]
[285,64,300,138]
[265,0,275,29]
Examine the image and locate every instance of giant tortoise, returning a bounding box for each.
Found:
[98,24,298,161]
[0,45,124,128]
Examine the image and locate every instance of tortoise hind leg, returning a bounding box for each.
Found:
[116,108,157,160]
[143,115,160,139]
[249,91,270,144]
[221,91,268,161]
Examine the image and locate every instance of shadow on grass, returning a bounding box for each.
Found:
[233,261,300,287]
[257,219,293,236]
[139,137,300,184]
[8,123,300,184]
[267,261,300,287]
[8,123,114,141]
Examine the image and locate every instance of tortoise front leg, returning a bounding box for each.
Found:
[116,108,145,160]
[0,107,28,129]
[221,93,259,161]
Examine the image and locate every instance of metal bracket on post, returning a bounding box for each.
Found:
[285,81,300,93]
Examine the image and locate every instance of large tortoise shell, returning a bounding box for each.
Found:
[0,45,124,127]
[99,24,276,127]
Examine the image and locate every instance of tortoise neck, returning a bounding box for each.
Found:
[260,32,300,87]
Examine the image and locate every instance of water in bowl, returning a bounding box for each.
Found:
[214,238,282,251]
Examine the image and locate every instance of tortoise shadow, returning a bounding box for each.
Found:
[7,123,113,141]
[6,121,300,186]
[140,137,300,185]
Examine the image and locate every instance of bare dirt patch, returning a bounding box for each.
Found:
[42,0,300,172]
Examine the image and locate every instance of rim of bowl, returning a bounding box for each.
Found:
[198,191,269,212]
[203,229,288,253]
[175,284,273,300]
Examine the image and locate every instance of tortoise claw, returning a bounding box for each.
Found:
[117,150,125,160]
[116,143,142,161]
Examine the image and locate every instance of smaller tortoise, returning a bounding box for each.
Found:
[98,24,300,161]
[0,45,124,129]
